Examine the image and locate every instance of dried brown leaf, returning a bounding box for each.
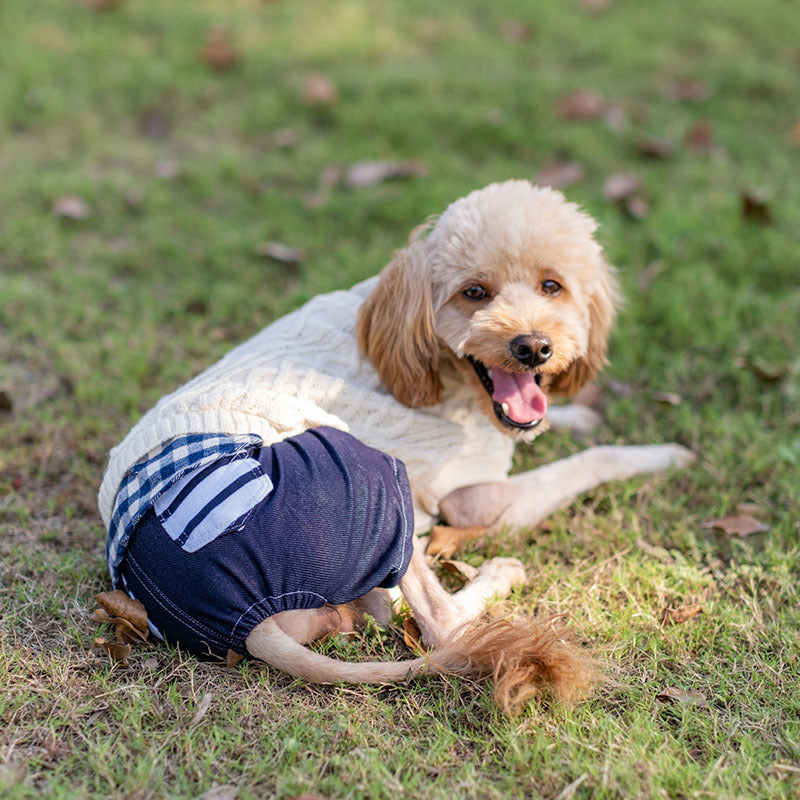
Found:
[608,379,633,397]
[603,173,641,203]
[53,196,91,220]
[96,590,148,631]
[557,90,605,120]
[440,559,479,581]
[197,787,238,800]
[685,119,713,152]
[534,161,585,189]
[502,20,534,42]
[656,686,707,705]
[200,27,239,71]
[789,120,800,146]
[426,524,488,558]
[735,502,762,516]
[740,189,771,224]
[344,160,427,188]
[256,241,305,265]
[402,615,425,654]
[635,136,674,160]
[661,603,702,625]
[669,79,709,102]
[701,514,770,537]
[624,195,650,220]
[226,649,244,669]
[653,391,683,406]
[303,74,338,106]
[82,0,123,9]
[93,637,131,666]
[189,692,214,726]
[736,356,787,383]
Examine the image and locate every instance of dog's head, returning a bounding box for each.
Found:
[357,180,620,441]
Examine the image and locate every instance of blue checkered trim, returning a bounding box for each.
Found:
[106,432,263,586]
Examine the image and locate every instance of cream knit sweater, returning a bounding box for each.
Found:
[98,277,515,534]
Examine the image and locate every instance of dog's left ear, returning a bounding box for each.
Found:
[550,259,620,396]
[357,237,442,407]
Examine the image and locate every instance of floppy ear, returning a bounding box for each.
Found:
[550,259,620,396]
[357,239,442,407]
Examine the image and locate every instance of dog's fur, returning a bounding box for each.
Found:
[245,180,694,712]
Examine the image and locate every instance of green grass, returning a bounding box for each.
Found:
[1,0,798,797]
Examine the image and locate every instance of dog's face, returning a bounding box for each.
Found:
[358,180,619,442]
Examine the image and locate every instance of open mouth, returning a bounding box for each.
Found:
[466,355,547,430]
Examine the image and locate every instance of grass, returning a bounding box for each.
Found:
[1,0,799,797]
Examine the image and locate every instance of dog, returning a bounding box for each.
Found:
[100,180,694,712]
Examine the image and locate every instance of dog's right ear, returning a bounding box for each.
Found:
[357,238,442,407]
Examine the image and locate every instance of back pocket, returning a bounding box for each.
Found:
[153,457,273,553]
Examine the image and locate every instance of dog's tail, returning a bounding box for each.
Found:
[246,615,597,714]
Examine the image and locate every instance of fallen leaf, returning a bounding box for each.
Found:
[736,356,787,383]
[268,128,299,149]
[701,514,770,537]
[502,20,534,42]
[138,104,171,139]
[93,637,131,666]
[426,524,488,558]
[685,119,713,152]
[653,391,682,406]
[53,195,91,220]
[635,136,674,160]
[226,650,244,669]
[534,161,585,189]
[96,591,148,632]
[196,787,238,800]
[200,26,239,71]
[624,195,650,220]
[440,559,479,581]
[303,74,338,106]
[669,79,709,102]
[344,160,427,188]
[142,657,159,670]
[603,173,641,203]
[82,0,123,9]
[155,159,180,179]
[661,603,702,625]
[189,692,214,726]
[255,241,305,266]
[656,686,707,706]
[0,390,12,412]
[740,189,771,224]
[608,379,633,397]
[557,90,605,120]
[92,590,149,643]
[402,615,425,654]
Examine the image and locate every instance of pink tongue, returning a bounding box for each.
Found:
[491,368,547,425]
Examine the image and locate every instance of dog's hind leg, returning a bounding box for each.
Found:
[440,443,695,530]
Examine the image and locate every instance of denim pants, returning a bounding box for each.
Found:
[120,426,414,658]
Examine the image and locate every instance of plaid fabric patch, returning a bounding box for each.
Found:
[106,432,262,586]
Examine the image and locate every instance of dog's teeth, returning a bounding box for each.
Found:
[487,369,493,378]
[501,402,510,415]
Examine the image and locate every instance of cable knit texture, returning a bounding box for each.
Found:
[98,277,514,533]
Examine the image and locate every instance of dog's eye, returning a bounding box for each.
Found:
[462,285,489,301]
[541,279,562,296]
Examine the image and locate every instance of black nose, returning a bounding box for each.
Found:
[510,333,553,367]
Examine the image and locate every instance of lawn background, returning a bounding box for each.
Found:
[1,1,799,798]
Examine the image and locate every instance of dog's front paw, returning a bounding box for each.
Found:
[475,557,527,591]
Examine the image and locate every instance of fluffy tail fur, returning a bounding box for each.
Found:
[246,614,596,715]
